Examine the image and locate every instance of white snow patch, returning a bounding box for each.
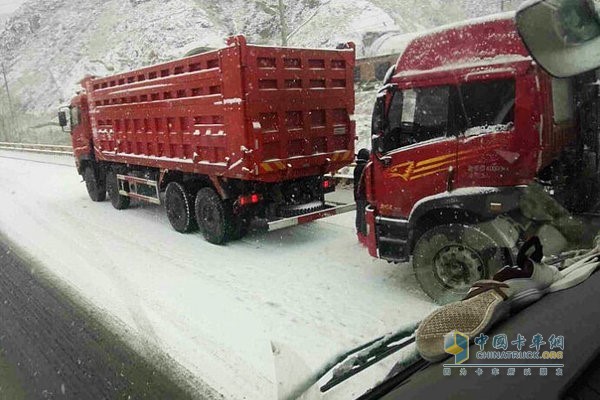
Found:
[198,160,227,166]
[104,83,172,96]
[102,151,194,164]
[214,98,243,106]
[395,54,531,78]
[228,159,243,170]
[464,123,513,138]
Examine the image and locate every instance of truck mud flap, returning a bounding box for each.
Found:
[267,203,356,232]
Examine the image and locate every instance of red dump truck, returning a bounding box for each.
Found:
[58,36,356,243]
[362,13,600,302]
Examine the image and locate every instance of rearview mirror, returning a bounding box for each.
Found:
[371,95,386,138]
[516,0,600,77]
[57,107,71,133]
[372,134,384,154]
[58,111,68,127]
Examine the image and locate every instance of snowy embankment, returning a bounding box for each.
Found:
[0,150,434,399]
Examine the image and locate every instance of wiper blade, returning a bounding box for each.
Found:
[356,358,430,400]
[274,323,421,399]
[320,323,418,393]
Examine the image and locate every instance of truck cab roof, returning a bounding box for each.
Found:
[394,13,531,82]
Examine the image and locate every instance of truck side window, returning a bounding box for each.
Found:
[382,86,451,153]
[387,90,403,132]
[381,90,404,152]
[70,107,80,128]
[371,94,386,137]
[459,79,515,136]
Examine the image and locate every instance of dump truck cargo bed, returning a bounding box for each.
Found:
[84,36,356,183]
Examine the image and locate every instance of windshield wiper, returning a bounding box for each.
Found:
[319,323,419,393]
[356,357,430,400]
[279,323,421,399]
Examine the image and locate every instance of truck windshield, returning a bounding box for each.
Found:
[70,106,80,127]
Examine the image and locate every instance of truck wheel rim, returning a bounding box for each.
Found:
[433,245,485,290]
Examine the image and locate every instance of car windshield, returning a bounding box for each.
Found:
[2,1,600,400]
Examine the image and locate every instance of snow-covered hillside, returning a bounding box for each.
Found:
[0,0,516,115]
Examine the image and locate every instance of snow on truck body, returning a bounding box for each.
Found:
[364,13,600,302]
[61,35,356,244]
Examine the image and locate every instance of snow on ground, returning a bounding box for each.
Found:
[0,150,435,399]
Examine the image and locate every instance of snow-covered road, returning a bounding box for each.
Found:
[0,150,435,400]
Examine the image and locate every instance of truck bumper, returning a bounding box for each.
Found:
[266,202,356,232]
[365,206,378,258]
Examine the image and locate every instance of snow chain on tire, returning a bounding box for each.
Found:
[165,182,198,233]
[195,187,236,244]
[83,166,106,202]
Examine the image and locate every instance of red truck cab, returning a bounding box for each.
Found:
[67,93,94,171]
[364,14,600,303]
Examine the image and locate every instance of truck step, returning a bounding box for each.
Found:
[378,236,408,246]
[117,174,161,205]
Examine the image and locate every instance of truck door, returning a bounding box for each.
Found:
[371,85,460,218]
[69,96,94,161]
[454,77,522,189]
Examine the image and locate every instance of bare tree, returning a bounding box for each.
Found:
[1,62,16,141]
[278,0,288,46]
[256,0,289,46]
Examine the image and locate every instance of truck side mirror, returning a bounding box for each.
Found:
[372,134,384,154]
[516,0,600,77]
[58,108,71,133]
[58,111,68,127]
[371,95,386,153]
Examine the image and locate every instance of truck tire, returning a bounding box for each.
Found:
[230,217,249,241]
[412,224,510,305]
[106,169,130,210]
[195,187,234,244]
[165,182,197,233]
[83,166,106,202]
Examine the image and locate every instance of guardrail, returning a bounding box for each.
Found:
[0,142,73,155]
